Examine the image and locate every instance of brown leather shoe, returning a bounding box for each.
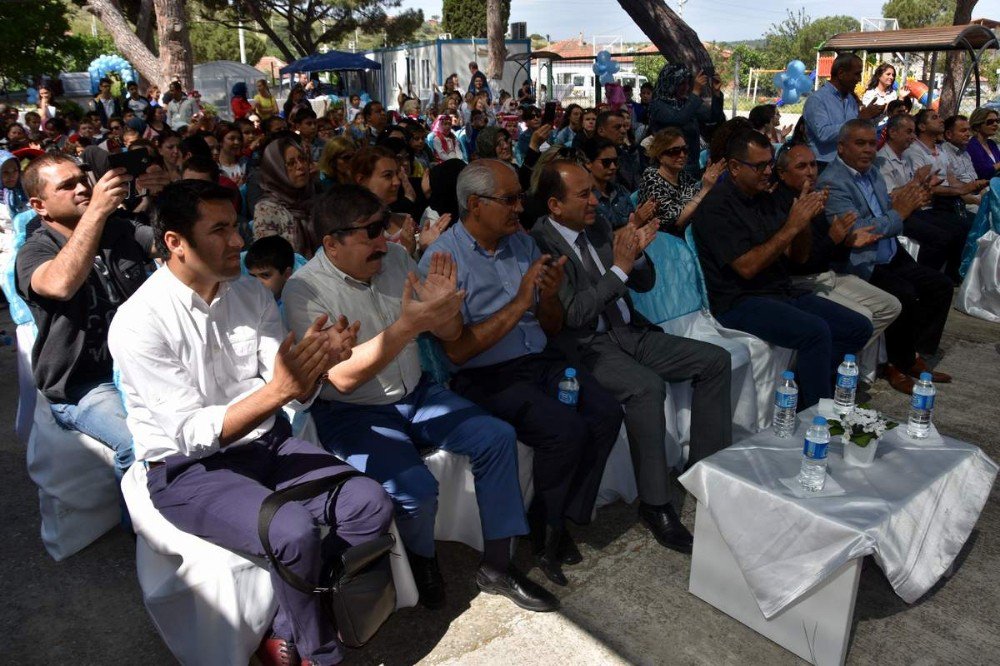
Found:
[908,356,952,383]
[884,364,915,395]
[255,635,300,666]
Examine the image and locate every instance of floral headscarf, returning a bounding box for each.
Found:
[653,63,692,109]
[431,114,455,153]
[0,150,27,215]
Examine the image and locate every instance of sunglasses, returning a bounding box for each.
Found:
[340,212,390,239]
[735,158,774,174]
[663,145,688,157]
[597,157,618,167]
[984,119,999,126]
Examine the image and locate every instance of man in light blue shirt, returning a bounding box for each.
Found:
[421,159,622,588]
[803,53,884,167]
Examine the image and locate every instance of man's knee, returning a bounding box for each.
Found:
[339,476,394,533]
[389,464,439,517]
[271,503,323,563]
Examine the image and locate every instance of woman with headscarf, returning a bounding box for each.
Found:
[475,126,514,163]
[647,62,724,175]
[0,150,28,255]
[230,82,253,120]
[252,136,316,257]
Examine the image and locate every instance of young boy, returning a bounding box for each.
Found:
[245,234,294,300]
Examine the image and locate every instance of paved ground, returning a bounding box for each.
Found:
[1,303,998,666]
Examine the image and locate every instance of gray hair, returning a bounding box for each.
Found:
[884,112,915,142]
[456,159,515,217]
[837,118,875,144]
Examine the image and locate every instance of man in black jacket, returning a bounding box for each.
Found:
[531,160,732,557]
[90,77,125,129]
[16,154,165,479]
[774,142,901,351]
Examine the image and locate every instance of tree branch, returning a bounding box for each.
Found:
[85,0,164,87]
[616,0,713,72]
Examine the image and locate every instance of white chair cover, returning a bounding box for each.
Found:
[898,235,921,261]
[26,390,119,561]
[956,229,1000,323]
[422,443,535,551]
[122,462,419,666]
[14,323,36,445]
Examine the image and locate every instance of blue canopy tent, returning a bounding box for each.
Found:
[280,50,382,98]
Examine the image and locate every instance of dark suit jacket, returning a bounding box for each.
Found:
[530,217,656,350]
[91,96,125,128]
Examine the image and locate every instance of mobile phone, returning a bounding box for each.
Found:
[702,66,716,79]
[541,101,557,126]
[108,149,152,178]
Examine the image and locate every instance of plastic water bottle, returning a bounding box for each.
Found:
[772,370,798,438]
[798,416,830,492]
[557,368,580,407]
[907,372,936,439]
[833,354,859,416]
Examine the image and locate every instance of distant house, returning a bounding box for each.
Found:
[255,56,288,83]
[366,38,531,109]
[534,37,658,106]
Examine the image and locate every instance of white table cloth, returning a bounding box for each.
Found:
[680,404,997,619]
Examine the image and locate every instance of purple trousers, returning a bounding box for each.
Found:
[147,419,393,665]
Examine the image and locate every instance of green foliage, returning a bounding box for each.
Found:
[189,19,267,64]
[764,10,860,69]
[633,55,667,88]
[0,0,87,81]
[442,0,510,39]
[63,34,119,72]
[881,0,956,29]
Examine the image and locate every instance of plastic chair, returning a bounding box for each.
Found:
[1,210,40,443]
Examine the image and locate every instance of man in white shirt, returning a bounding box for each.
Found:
[941,114,989,213]
[108,180,392,666]
[282,184,557,613]
[876,109,968,282]
[165,81,195,130]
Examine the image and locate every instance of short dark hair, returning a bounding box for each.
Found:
[640,82,653,91]
[913,109,937,134]
[151,180,234,257]
[362,101,383,119]
[22,154,78,199]
[263,116,286,135]
[245,234,294,273]
[595,110,618,130]
[943,114,968,134]
[290,106,317,125]
[179,133,212,159]
[182,153,221,178]
[99,77,112,86]
[578,136,617,162]
[312,184,384,240]
[536,159,581,207]
[725,129,771,162]
[830,53,861,77]
[748,104,777,131]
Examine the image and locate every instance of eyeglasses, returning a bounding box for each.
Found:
[735,158,774,174]
[984,119,999,126]
[663,146,688,157]
[339,212,390,239]
[478,192,527,207]
[597,157,618,167]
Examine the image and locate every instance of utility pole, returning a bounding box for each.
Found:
[238,20,247,63]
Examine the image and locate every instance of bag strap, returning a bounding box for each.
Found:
[257,470,364,594]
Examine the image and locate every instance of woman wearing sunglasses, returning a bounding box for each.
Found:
[639,127,725,236]
[966,107,1000,180]
[580,136,655,229]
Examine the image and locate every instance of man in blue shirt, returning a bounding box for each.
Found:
[421,159,623,589]
[803,54,884,169]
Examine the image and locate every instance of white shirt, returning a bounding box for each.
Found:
[108,268,312,462]
[941,141,977,184]
[904,137,953,186]
[548,217,632,330]
[282,243,422,406]
[877,144,913,193]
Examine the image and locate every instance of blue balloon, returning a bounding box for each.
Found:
[596,50,611,64]
[794,75,812,93]
[788,60,806,76]
[608,61,621,74]
[773,72,786,89]
[775,99,785,108]
[599,72,615,85]
[783,88,800,104]
[592,62,606,75]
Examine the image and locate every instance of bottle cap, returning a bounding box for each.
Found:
[565,367,576,378]
[782,370,794,380]
[844,354,856,363]
[920,372,933,382]
[812,415,827,425]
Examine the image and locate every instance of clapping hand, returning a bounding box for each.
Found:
[322,314,360,366]
[828,211,858,245]
[400,270,465,334]
[846,225,882,248]
[787,182,826,232]
[273,315,333,403]
[536,255,568,301]
[635,199,657,226]
[418,214,451,251]
[701,160,726,189]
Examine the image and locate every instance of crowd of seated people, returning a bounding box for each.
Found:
[2,56,989,664]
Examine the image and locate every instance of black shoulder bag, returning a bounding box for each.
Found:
[257,470,396,647]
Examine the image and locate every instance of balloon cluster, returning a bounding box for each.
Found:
[592,50,621,86]
[88,54,136,95]
[772,60,812,105]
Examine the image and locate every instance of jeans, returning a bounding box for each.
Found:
[50,381,134,479]
[310,376,527,558]
[717,294,873,410]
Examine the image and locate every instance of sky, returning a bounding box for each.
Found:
[395,0,1000,44]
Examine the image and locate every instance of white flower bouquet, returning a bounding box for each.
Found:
[828,405,898,447]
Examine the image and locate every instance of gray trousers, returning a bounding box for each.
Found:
[790,271,902,348]
[579,327,732,506]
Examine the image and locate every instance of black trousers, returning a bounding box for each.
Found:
[452,347,623,526]
[869,249,954,369]
[904,208,969,284]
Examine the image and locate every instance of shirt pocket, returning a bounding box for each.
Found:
[226,331,259,381]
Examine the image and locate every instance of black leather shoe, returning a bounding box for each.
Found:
[638,502,693,554]
[407,549,446,609]
[558,530,582,565]
[476,564,560,612]
[537,526,568,586]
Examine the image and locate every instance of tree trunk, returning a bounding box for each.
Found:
[616,0,712,73]
[486,0,507,82]
[153,0,194,90]
[134,0,156,89]
[938,0,979,117]
[85,0,163,87]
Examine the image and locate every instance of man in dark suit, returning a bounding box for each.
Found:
[90,77,125,129]
[530,159,733,554]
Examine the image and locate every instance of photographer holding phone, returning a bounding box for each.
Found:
[647,63,724,176]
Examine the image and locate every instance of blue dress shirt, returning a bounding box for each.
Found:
[419,221,548,369]
[851,167,897,265]
[803,82,859,164]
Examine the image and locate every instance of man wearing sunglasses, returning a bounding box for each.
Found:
[283,184,556,613]
[532,158,732,556]
[693,129,873,410]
